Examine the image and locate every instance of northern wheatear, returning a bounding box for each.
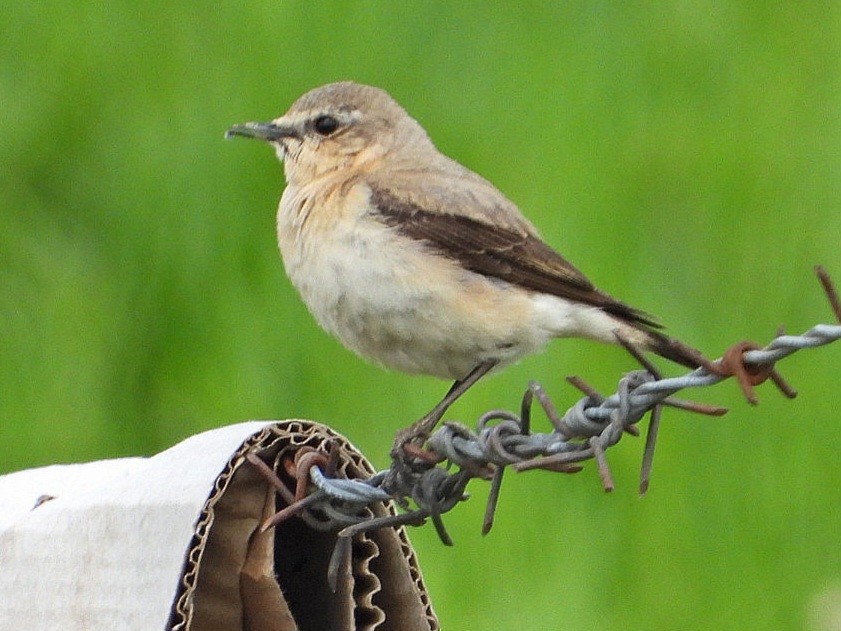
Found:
[227,81,701,444]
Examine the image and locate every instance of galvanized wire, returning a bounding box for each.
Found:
[285,319,841,547]
[243,267,841,589]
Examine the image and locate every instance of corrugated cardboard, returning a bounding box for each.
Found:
[0,420,438,631]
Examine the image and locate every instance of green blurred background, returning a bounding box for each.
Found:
[2,2,840,629]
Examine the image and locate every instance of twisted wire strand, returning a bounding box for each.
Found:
[289,320,841,542]
[242,267,841,589]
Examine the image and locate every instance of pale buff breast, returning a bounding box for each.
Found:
[275,181,555,380]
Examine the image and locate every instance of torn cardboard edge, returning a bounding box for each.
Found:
[0,421,438,631]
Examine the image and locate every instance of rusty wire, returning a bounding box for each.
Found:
[247,266,841,587]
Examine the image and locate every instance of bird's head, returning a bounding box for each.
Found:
[227,81,433,185]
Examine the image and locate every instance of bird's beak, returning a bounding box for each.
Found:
[225,121,300,142]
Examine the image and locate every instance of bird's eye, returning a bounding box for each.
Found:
[313,115,340,136]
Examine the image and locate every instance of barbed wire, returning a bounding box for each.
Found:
[248,266,841,587]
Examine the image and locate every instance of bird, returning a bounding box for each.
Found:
[226,81,702,448]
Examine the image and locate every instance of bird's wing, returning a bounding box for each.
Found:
[369,183,661,328]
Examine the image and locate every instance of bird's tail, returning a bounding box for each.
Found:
[642,328,706,369]
[599,296,705,369]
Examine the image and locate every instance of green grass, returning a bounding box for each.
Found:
[2,3,841,629]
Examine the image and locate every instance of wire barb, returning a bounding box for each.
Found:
[250,267,841,555]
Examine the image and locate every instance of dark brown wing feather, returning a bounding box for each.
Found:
[370,187,661,328]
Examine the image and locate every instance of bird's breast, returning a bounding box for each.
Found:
[277,182,438,346]
[275,181,553,379]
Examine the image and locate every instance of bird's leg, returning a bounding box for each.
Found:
[392,359,498,454]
